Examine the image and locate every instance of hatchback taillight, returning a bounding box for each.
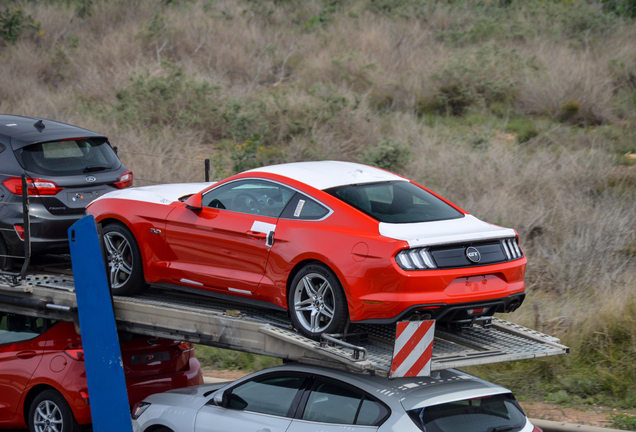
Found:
[14,225,25,240]
[178,342,194,352]
[113,169,133,189]
[64,344,84,361]
[2,177,63,196]
[533,427,543,432]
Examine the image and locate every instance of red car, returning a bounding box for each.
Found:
[86,161,527,338]
[0,311,203,431]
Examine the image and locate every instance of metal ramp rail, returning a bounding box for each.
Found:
[0,274,569,378]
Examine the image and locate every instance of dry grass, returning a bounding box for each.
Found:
[2,0,636,404]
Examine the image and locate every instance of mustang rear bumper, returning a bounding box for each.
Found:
[345,257,527,323]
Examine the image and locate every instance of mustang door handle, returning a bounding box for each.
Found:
[246,231,267,239]
[16,350,36,359]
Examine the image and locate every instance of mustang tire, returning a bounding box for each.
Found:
[102,223,147,296]
[288,263,348,339]
[28,389,80,432]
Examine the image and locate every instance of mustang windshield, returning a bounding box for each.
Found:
[326,181,463,223]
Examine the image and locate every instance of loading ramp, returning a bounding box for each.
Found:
[0,272,569,378]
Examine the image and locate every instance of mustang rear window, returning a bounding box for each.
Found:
[326,181,463,223]
[407,393,526,432]
[16,138,120,176]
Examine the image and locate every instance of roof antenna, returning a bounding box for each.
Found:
[34,120,45,131]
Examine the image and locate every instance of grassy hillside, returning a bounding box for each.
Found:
[2,0,636,409]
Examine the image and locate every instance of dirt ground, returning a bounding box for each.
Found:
[202,369,633,429]
[520,401,625,428]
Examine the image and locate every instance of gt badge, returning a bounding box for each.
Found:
[466,247,481,263]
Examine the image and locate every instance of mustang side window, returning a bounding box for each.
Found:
[202,180,295,217]
[280,193,330,220]
[225,374,306,417]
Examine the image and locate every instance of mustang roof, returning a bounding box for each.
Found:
[247,161,406,190]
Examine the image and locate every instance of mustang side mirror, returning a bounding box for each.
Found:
[213,389,228,407]
[184,193,202,211]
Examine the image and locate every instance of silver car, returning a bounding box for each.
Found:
[131,363,540,432]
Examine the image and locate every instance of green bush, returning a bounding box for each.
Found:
[194,345,281,371]
[505,118,539,143]
[362,138,411,171]
[609,413,636,430]
[114,62,219,129]
[0,7,40,45]
[603,0,636,18]
[431,44,527,115]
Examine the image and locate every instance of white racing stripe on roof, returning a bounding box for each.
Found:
[247,161,406,190]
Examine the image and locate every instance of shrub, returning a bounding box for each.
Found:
[0,6,40,45]
[113,61,219,129]
[609,413,636,431]
[431,44,528,116]
[505,117,539,143]
[362,138,411,171]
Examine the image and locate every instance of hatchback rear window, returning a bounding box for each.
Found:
[16,138,120,176]
[407,393,527,432]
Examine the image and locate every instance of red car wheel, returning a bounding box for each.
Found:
[288,263,348,338]
[28,389,80,432]
[102,223,147,296]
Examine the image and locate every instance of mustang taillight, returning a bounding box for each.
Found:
[2,177,63,196]
[501,238,523,260]
[396,248,437,270]
[113,169,133,189]
[64,344,85,361]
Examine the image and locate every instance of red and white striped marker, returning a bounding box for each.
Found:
[390,320,435,378]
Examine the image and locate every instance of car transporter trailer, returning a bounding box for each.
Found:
[0,215,569,431]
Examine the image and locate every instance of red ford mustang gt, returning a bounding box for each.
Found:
[86,161,526,338]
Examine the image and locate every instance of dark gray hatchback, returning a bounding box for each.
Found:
[0,115,132,269]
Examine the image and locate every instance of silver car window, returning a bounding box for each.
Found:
[407,393,526,432]
[227,374,305,418]
[302,379,388,426]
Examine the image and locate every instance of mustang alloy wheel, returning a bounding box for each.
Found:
[28,390,79,432]
[288,264,347,338]
[102,223,147,296]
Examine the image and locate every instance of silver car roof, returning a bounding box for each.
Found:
[206,363,513,412]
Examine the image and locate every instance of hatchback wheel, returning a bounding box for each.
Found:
[288,263,348,339]
[102,223,147,296]
[28,390,80,432]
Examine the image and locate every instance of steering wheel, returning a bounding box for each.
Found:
[208,198,226,209]
[232,193,260,214]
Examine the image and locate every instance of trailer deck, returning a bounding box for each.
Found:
[0,272,569,377]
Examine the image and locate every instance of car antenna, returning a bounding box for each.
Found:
[34,120,45,131]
